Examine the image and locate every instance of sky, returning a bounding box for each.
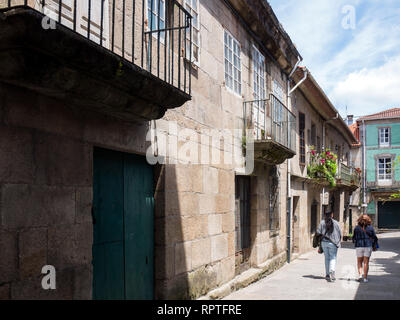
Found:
[268,0,400,119]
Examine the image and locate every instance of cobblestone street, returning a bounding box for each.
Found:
[224,232,400,300]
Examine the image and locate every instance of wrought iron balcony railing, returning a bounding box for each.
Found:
[0,0,192,96]
[244,94,296,153]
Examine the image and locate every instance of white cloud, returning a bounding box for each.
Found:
[331,55,400,116]
[268,0,400,118]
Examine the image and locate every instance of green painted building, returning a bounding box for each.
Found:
[357,108,400,229]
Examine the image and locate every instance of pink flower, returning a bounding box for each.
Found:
[311,150,316,156]
[321,159,326,164]
[326,152,330,156]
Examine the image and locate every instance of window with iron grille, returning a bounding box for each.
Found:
[252,45,266,139]
[235,176,251,252]
[146,0,166,42]
[378,157,392,181]
[379,128,390,147]
[184,0,200,64]
[299,112,306,165]
[269,167,280,231]
[224,30,242,95]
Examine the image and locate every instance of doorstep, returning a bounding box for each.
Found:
[198,252,287,300]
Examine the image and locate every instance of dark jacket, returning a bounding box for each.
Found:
[353,225,377,248]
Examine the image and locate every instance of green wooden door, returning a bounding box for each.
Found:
[378,201,400,229]
[93,148,154,300]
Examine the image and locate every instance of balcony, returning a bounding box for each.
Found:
[244,94,296,165]
[0,0,192,121]
[336,163,360,191]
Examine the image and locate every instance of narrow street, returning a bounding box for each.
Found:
[224,232,400,300]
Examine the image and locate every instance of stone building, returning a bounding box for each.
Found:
[289,69,359,256]
[353,108,400,230]
[0,0,359,300]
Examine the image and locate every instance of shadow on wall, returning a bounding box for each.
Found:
[154,164,190,299]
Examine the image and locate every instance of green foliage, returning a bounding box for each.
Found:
[307,147,338,187]
[390,156,400,199]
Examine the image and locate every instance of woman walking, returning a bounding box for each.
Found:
[317,211,342,282]
[352,215,378,283]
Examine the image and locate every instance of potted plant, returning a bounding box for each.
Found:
[307,148,338,187]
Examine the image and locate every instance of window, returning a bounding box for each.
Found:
[184,0,200,64]
[252,46,266,139]
[299,112,306,165]
[378,158,392,181]
[269,167,280,231]
[379,128,390,147]
[317,136,321,153]
[273,79,285,103]
[235,176,251,252]
[311,123,316,147]
[146,0,166,42]
[224,30,241,95]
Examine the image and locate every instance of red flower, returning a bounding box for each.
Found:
[312,150,316,156]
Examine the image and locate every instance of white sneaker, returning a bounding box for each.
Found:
[358,275,363,282]
[363,278,369,283]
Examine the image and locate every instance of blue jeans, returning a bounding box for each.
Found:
[321,240,338,275]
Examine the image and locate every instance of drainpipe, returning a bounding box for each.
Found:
[286,58,305,263]
[362,120,367,213]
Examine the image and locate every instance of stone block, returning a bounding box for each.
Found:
[174,242,192,275]
[47,223,92,270]
[155,245,175,280]
[11,269,74,300]
[18,228,47,280]
[165,165,192,192]
[191,238,211,269]
[155,216,183,246]
[191,166,203,193]
[222,213,235,233]
[1,184,75,229]
[73,265,92,300]
[0,230,17,283]
[0,283,10,300]
[208,214,222,236]
[218,169,234,195]
[181,215,208,241]
[211,233,228,262]
[199,194,216,215]
[73,223,93,266]
[4,85,83,140]
[75,187,93,224]
[219,256,235,285]
[0,125,33,184]
[227,231,236,256]
[203,167,219,194]
[216,194,234,214]
[34,133,92,187]
[182,193,200,217]
[83,116,148,154]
